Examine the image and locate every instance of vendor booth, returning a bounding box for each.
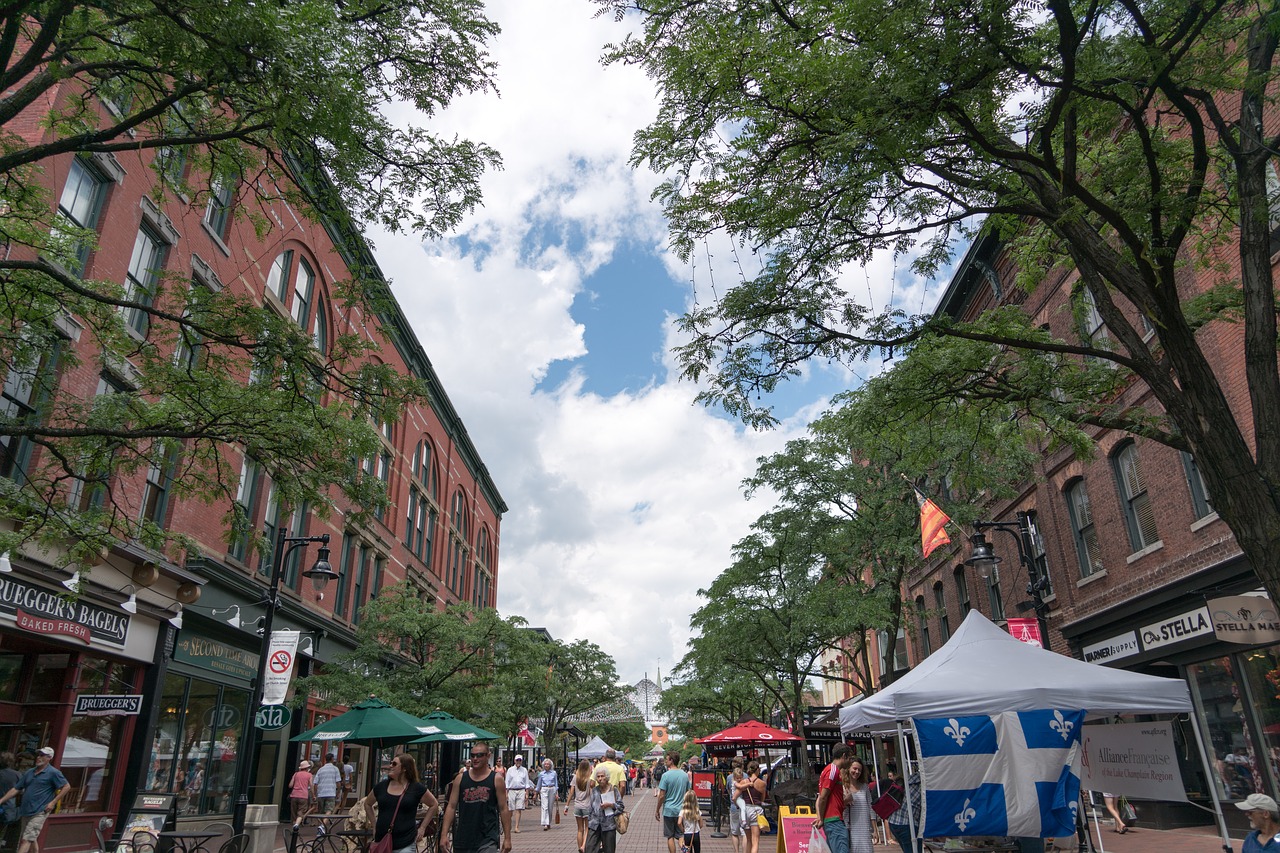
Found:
[840,612,1227,853]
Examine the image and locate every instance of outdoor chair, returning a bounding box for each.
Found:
[216,833,249,853]
[94,817,119,853]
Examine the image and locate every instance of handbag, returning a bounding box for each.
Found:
[757,813,770,831]
[1120,797,1137,823]
[615,812,629,834]
[369,788,406,853]
[871,785,904,820]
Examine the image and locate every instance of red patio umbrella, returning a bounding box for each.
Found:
[695,720,804,746]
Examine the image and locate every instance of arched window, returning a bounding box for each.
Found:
[1066,478,1103,577]
[1113,441,1158,552]
[933,582,949,641]
[263,249,328,352]
[473,527,493,608]
[405,439,438,567]
[915,596,931,657]
[953,564,970,616]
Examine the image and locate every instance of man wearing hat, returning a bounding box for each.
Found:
[504,755,530,832]
[1238,794,1280,853]
[0,747,70,853]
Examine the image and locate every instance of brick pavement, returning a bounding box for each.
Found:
[271,790,1240,853]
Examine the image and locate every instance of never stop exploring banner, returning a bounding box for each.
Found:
[1079,721,1186,802]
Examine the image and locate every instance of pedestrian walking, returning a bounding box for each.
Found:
[0,747,70,853]
[342,753,356,807]
[842,758,874,853]
[584,767,624,853]
[734,762,766,853]
[536,759,558,830]
[884,772,921,853]
[289,760,315,829]
[504,755,530,833]
[0,753,23,853]
[655,751,692,853]
[441,743,512,853]
[567,760,593,853]
[813,745,855,853]
[365,755,439,853]
[313,754,342,814]
[1237,793,1280,853]
[679,791,703,853]
[597,751,627,803]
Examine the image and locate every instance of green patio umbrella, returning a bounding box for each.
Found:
[410,711,501,743]
[291,696,441,749]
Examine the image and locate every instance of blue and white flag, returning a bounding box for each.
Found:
[913,709,1084,838]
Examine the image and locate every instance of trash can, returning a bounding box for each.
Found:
[244,804,279,853]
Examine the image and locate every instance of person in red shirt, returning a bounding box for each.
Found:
[813,745,855,853]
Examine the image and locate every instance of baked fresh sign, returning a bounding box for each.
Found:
[0,576,130,647]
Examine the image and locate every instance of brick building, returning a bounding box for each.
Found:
[902,232,1268,833]
[0,79,505,851]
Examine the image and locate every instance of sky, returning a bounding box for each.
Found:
[369,0,947,689]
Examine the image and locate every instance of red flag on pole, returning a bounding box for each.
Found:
[913,485,952,558]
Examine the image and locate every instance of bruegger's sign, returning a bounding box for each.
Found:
[0,576,130,647]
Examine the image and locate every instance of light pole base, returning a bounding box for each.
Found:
[233,795,249,835]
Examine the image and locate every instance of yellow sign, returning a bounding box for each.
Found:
[777,805,816,853]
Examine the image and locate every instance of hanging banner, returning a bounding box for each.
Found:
[1007,617,1043,648]
[1079,721,1186,802]
[261,629,300,706]
[1208,595,1280,645]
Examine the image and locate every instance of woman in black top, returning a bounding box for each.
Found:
[366,754,440,853]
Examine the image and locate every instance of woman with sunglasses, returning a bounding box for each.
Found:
[366,754,440,853]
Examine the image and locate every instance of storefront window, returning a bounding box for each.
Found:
[0,654,22,698]
[64,656,137,813]
[1189,656,1265,800]
[27,654,69,702]
[1238,646,1280,798]
[148,672,250,815]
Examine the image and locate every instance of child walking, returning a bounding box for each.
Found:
[680,790,704,853]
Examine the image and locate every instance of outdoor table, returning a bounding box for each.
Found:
[328,829,372,853]
[158,831,222,853]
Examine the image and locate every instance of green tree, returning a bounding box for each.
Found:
[598,0,1280,607]
[294,585,532,718]
[687,506,888,773]
[0,0,499,564]
[528,639,627,764]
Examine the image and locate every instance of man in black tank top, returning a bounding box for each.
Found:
[442,743,512,853]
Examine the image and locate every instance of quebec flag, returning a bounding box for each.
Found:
[913,709,1084,839]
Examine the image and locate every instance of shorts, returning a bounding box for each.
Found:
[743,804,764,828]
[508,789,527,810]
[663,816,682,839]
[456,842,500,853]
[20,812,49,843]
[728,809,744,836]
[574,807,591,819]
[318,797,337,813]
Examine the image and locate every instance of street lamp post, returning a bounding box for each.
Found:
[231,529,337,834]
[963,511,1051,646]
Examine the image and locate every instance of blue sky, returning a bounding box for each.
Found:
[372,0,949,685]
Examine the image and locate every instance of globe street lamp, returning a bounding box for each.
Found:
[963,512,1050,645]
[231,529,337,834]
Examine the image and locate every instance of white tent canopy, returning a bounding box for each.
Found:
[841,611,1192,734]
[575,735,617,759]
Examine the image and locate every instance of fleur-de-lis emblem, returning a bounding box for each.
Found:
[944,718,970,746]
[954,798,977,831]
[1049,710,1074,741]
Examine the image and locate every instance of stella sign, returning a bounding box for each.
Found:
[1208,595,1280,645]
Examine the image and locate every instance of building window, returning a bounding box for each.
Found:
[265,251,292,302]
[57,158,109,272]
[150,671,249,816]
[140,445,177,526]
[352,543,371,626]
[1025,510,1054,598]
[987,567,1005,621]
[230,456,261,562]
[1076,287,1109,360]
[1183,452,1214,520]
[1113,441,1159,551]
[334,534,354,619]
[203,180,233,240]
[312,300,328,352]
[69,375,128,511]
[1066,479,1104,577]
[916,596,931,658]
[934,582,949,642]
[0,345,60,482]
[122,225,168,336]
[954,565,970,616]
[474,527,493,608]
[291,259,315,328]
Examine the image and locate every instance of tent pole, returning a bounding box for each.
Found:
[1187,712,1232,853]
[897,722,918,852]
[1088,793,1105,853]
[871,741,886,843]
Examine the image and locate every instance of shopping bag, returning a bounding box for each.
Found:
[1120,798,1137,823]
[809,827,831,853]
[871,785,904,820]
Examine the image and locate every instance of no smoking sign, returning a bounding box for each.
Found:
[269,649,292,673]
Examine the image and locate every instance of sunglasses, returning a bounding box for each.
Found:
[472,753,490,759]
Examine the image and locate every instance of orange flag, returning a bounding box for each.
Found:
[913,486,952,558]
